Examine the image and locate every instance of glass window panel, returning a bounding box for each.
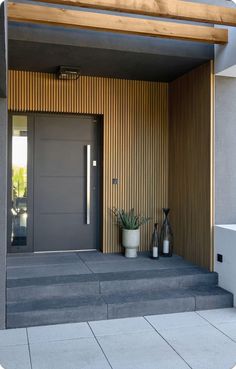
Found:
[11,116,28,247]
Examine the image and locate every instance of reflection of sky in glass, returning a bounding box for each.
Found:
[12,137,28,168]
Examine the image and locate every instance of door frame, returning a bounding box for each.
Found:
[8,112,103,254]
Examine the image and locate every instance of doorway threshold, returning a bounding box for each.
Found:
[35,249,98,254]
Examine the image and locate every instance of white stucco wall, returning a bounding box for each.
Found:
[215,225,236,306]
[215,27,236,75]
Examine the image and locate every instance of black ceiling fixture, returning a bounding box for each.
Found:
[57,66,81,80]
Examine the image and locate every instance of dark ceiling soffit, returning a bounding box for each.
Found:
[8,39,212,82]
[8,22,214,61]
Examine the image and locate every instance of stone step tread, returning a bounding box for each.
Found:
[7,286,233,328]
[7,295,105,313]
[7,286,232,313]
[7,303,107,328]
[103,286,232,304]
[7,267,217,288]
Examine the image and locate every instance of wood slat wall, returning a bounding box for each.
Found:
[169,62,213,270]
[8,70,169,253]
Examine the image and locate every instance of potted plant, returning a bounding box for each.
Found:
[113,208,150,258]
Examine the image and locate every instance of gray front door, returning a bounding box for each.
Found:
[33,114,101,252]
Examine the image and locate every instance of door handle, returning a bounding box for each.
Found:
[86,145,91,225]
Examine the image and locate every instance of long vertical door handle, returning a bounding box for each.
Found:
[86,145,91,225]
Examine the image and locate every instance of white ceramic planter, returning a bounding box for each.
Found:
[122,229,140,258]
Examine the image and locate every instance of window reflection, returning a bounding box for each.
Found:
[11,116,28,247]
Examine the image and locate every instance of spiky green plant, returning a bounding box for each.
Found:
[113,208,150,230]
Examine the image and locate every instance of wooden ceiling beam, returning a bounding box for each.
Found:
[29,0,236,27]
[8,2,228,45]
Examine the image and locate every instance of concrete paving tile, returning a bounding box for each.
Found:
[97,330,190,369]
[7,252,79,267]
[0,345,31,369]
[145,312,208,332]
[159,323,236,369]
[30,338,111,369]
[213,321,236,342]
[0,328,27,347]
[85,260,159,273]
[86,257,194,273]
[89,317,153,337]
[197,308,236,324]
[78,251,127,262]
[7,262,91,279]
[28,322,92,343]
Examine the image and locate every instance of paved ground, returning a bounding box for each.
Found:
[0,308,236,369]
[7,252,196,279]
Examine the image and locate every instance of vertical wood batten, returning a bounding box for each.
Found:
[8,70,168,253]
[169,62,213,270]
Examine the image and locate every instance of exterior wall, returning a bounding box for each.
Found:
[0,2,7,329]
[0,98,7,329]
[215,225,236,306]
[8,70,169,253]
[169,62,214,270]
[215,76,236,224]
[215,27,236,75]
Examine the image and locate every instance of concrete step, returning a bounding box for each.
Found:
[7,274,100,302]
[7,295,107,328]
[7,267,218,302]
[98,268,218,295]
[103,286,233,319]
[7,286,233,328]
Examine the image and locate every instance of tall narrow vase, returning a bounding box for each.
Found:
[160,208,173,257]
[150,223,159,259]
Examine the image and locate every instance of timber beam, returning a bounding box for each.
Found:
[29,0,236,27]
[8,2,228,44]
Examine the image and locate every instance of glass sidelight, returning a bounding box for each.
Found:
[11,116,28,247]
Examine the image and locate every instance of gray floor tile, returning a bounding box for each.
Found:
[85,260,157,273]
[6,252,197,279]
[0,328,27,347]
[78,251,127,262]
[86,257,194,273]
[197,308,236,324]
[89,317,153,337]
[159,324,236,369]
[28,322,92,343]
[145,312,208,332]
[214,321,236,342]
[0,345,31,369]
[7,262,91,279]
[30,338,111,369]
[97,330,190,369]
[7,252,79,267]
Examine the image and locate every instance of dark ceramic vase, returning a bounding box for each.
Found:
[160,208,173,257]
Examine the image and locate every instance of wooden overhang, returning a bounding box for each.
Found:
[8,0,236,44]
[28,0,236,27]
